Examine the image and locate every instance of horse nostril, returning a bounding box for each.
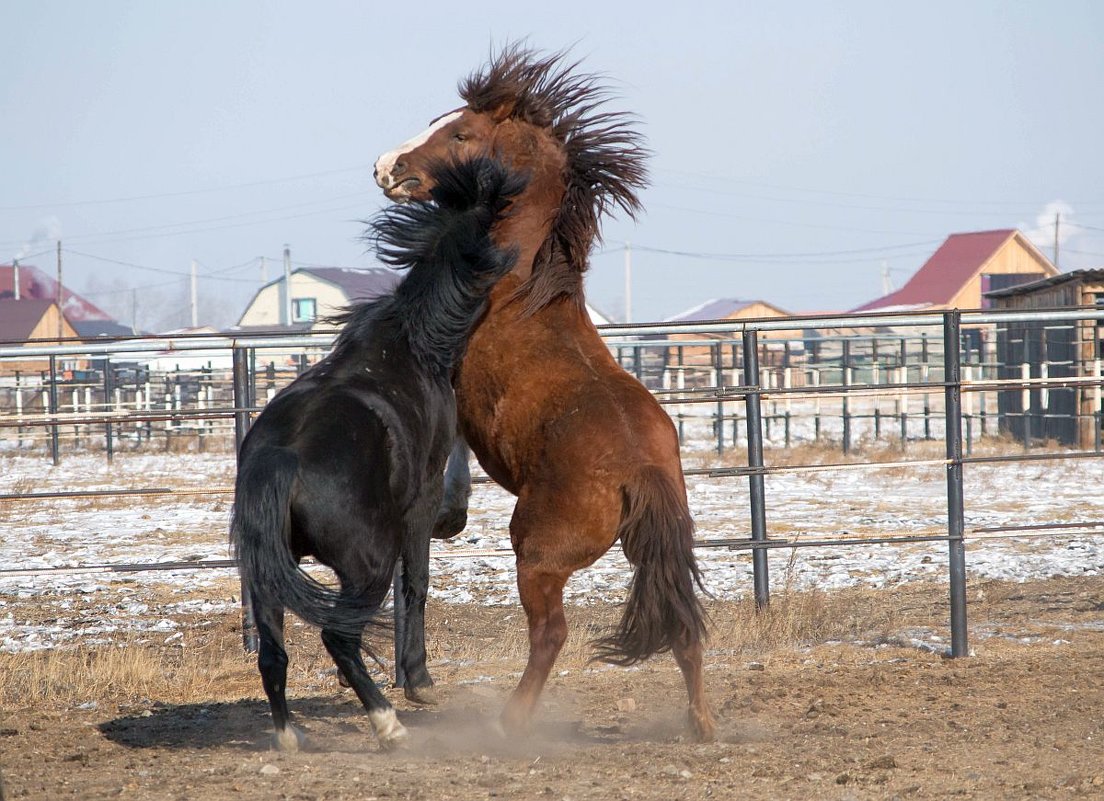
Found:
[392,160,407,176]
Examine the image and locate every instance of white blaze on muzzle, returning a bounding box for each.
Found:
[374,110,463,189]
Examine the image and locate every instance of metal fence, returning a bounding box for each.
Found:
[2,306,1103,665]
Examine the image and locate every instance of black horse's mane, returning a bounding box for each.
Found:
[460,44,649,314]
[329,157,523,374]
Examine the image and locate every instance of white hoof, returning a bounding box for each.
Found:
[370,708,409,751]
[274,723,305,753]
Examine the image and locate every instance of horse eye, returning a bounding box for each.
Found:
[453,132,467,142]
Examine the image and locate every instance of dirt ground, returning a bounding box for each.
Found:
[1,576,1102,801]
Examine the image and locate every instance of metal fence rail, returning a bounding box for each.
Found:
[2,305,1103,664]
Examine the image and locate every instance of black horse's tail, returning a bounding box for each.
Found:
[592,466,709,666]
[230,445,376,637]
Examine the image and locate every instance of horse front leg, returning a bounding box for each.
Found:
[500,562,570,735]
[399,505,437,705]
[433,437,472,539]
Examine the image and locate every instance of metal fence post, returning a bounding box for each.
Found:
[713,342,724,455]
[103,362,114,464]
[742,328,770,610]
[841,339,852,454]
[232,346,259,653]
[48,356,60,466]
[943,311,968,658]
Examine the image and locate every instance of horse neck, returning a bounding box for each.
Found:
[490,124,567,283]
[391,262,497,374]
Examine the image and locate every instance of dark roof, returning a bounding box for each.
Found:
[852,230,1029,312]
[0,298,55,341]
[984,268,1104,299]
[665,298,756,323]
[72,319,136,338]
[301,267,401,300]
[0,263,113,321]
[222,322,316,336]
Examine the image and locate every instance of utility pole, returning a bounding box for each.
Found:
[1053,212,1060,268]
[624,241,632,324]
[283,245,293,326]
[131,288,138,335]
[56,240,63,340]
[190,260,199,328]
[11,257,19,300]
[881,261,893,295]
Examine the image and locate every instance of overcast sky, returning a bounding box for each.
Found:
[2,1,1102,329]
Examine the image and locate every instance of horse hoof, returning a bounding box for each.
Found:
[404,683,439,705]
[378,724,410,751]
[690,711,717,743]
[370,708,409,751]
[432,508,467,539]
[274,724,305,753]
[498,706,531,738]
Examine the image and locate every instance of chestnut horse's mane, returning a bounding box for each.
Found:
[459,44,649,314]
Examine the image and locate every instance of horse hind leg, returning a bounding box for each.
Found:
[320,622,408,750]
[255,603,305,752]
[672,636,717,742]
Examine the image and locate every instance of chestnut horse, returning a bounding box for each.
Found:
[374,47,716,741]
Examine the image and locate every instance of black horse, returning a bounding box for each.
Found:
[230,156,523,752]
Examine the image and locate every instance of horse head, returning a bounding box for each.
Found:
[375,44,647,302]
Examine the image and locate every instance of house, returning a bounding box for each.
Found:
[647,298,805,388]
[852,229,1058,314]
[985,268,1104,447]
[0,298,82,375]
[236,267,402,330]
[0,262,122,326]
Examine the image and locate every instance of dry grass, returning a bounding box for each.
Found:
[0,635,257,709]
[0,585,926,713]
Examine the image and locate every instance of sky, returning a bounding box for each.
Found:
[2,1,1103,331]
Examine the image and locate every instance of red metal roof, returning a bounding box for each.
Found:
[0,263,113,321]
[852,230,1017,312]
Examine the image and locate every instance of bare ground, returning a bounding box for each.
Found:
[1,576,1103,801]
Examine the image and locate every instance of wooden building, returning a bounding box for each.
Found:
[237,267,402,329]
[0,299,82,375]
[854,229,1059,314]
[986,269,1104,447]
[647,298,804,388]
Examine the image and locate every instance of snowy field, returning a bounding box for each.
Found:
[1,421,1102,652]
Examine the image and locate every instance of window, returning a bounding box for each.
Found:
[292,298,317,323]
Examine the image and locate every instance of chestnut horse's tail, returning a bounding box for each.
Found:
[592,465,708,666]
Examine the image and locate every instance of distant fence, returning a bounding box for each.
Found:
[2,307,1102,461]
[2,306,1103,663]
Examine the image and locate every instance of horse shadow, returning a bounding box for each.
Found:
[96,691,617,755]
[97,696,372,753]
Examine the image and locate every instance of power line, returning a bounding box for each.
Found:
[652,167,1104,210]
[646,200,933,237]
[65,249,260,283]
[0,164,375,211]
[595,239,943,264]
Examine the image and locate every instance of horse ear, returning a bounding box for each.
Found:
[490,101,517,122]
